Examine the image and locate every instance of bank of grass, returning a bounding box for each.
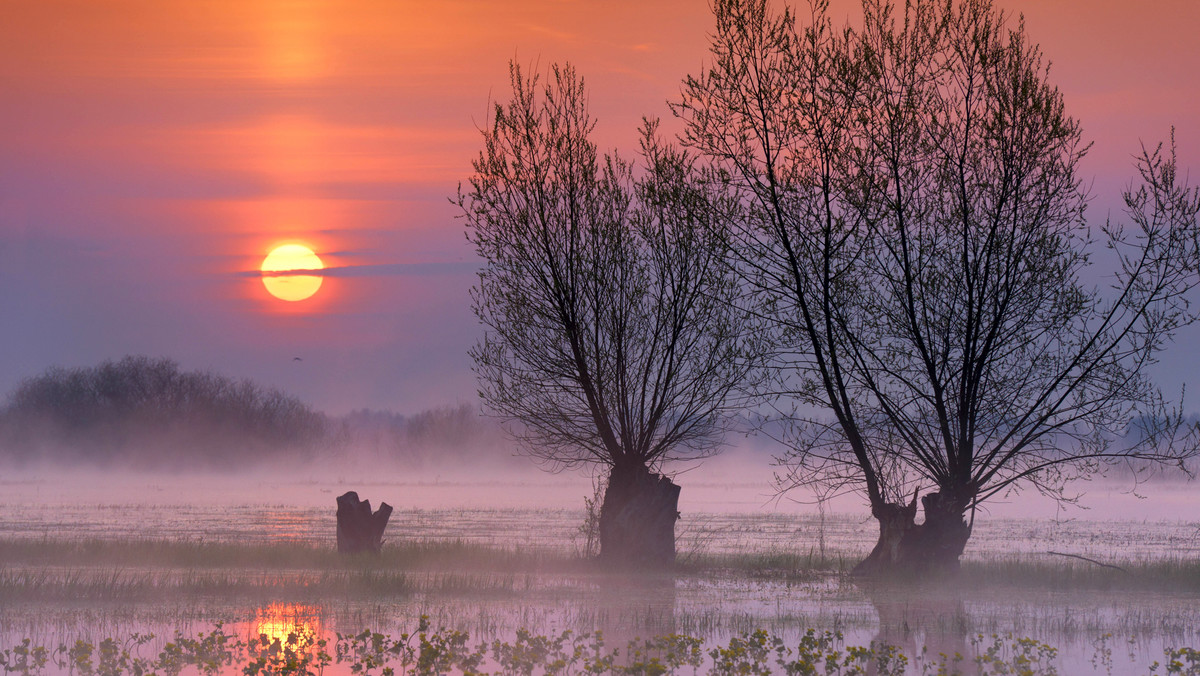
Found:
[0,564,567,603]
[680,550,852,578]
[0,537,549,572]
[0,538,552,603]
[1,537,1198,601]
[958,554,1200,592]
[682,549,1200,593]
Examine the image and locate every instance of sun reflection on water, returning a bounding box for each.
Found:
[252,602,323,645]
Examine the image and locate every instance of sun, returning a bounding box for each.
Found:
[261,244,324,302]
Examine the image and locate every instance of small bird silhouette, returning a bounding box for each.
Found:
[292,356,303,362]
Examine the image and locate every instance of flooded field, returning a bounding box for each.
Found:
[1,464,1198,674]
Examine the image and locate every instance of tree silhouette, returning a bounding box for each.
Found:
[460,62,754,565]
[675,0,1200,575]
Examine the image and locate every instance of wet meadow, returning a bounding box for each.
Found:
[1,465,1198,675]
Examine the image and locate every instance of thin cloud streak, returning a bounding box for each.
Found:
[247,262,479,278]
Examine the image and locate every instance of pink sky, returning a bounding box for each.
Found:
[1,0,1198,414]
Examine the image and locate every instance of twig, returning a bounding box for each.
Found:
[1046,551,1129,573]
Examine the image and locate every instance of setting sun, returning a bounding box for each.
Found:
[261,244,324,302]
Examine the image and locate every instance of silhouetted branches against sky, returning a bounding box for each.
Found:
[460,62,758,473]
[673,0,1200,519]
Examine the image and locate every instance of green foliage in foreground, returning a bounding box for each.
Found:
[3,622,1199,676]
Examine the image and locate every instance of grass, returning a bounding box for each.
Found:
[0,566,416,603]
[2,537,1198,673]
[3,537,1200,600]
[680,550,852,580]
[0,537,548,572]
[957,555,1200,593]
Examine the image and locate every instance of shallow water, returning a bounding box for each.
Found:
[3,572,1197,674]
[3,467,1197,561]
[1,467,1198,674]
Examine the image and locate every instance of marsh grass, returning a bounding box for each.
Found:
[0,538,549,572]
[680,550,851,580]
[0,538,542,604]
[2,536,1198,674]
[3,537,1199,603]
[958,555,1200,593]
[0,566,416,602]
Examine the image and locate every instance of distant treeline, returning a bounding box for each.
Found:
[0,356,328,468]
[0,356,512,469]
[335,403,513,467]
[7,356,1177,475]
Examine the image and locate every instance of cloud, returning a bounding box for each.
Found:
[242,261,479,278]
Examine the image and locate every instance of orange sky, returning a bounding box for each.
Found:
[1,0,1197,413]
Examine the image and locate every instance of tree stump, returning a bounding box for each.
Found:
[598,465,681,567]
[336,491,392,554]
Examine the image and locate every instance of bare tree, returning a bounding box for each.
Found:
[675,0,1200,575]
[459,63,752,565]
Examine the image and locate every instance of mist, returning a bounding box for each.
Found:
[2,356,1199,676]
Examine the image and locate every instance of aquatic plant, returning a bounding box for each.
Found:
[10,623,1195,675]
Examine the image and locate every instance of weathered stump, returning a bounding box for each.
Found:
[598,464,681,567]
[336,491,392,554]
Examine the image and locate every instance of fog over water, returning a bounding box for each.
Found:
[4,448,1196,546]
[2,448,1198,676]
[3,446,1194,512]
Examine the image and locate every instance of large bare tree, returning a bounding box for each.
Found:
[675,0,1200,575]
[459,63,752,565]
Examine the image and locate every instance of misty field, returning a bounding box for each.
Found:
[1,466,1198,675]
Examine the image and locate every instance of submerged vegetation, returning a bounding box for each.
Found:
[2,537,1199,602]
[2,484,1195,672]
[2,532,1199,673]
[3,622,1199,675]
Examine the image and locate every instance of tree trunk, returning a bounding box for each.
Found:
[336,491,393,554]
[598,464,681,567]
[851,492,919,577]
[900,490,972,573]
[852,489,972,577]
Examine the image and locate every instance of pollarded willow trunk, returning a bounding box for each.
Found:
[598,463,681,567]
[901,489,974,573]
[851,493,919,577]
[852,488,974,577]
